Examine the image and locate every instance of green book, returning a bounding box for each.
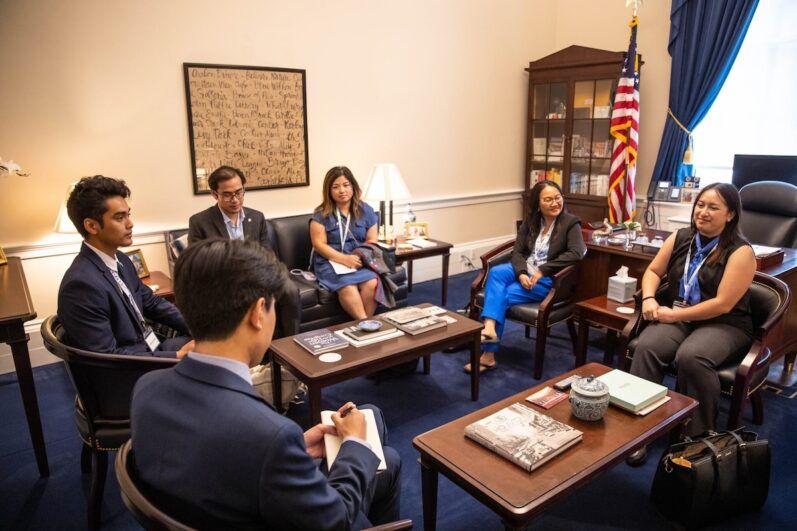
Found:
[596,370,668,413]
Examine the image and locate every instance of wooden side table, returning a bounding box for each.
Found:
[574,295,636,369]
[0,257,49,477]
[394,237,453,305]
[142,270,174,301]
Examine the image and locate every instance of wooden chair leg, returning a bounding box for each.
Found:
[566,318,578,351]
[751,390,764,425]
[88,449,108,531]
[80,443,91,474]
[533,327,548,380]
[726,388,746,431]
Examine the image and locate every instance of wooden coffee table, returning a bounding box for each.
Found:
[413,362,697,530]
[269,306,483,424]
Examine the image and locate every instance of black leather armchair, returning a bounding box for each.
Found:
[618,272,791,429]
[40,315,177,530]
[739,180,797,247]
[468,239,579,379]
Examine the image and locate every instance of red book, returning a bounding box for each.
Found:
[525,386,569,410]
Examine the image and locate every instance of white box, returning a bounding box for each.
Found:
[607,275,637,303]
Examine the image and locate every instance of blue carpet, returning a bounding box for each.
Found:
[1,271,794,529]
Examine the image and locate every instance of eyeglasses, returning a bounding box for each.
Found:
[218,189,245,201]
[541,195,563,205]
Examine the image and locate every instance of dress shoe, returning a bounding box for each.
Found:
[626,446,648,467]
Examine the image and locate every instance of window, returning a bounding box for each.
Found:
[691,0,797,187]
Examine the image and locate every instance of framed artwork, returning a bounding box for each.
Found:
[125,249,150,279]
[405,222,430,239]
[183,63,310,194]
[681,187,700,204]
[0,245,7,266]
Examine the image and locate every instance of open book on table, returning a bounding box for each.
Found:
[320,409,387,471]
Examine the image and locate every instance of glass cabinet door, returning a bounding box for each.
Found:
[530,82,566,188]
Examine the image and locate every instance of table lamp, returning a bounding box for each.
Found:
[363,163,411,242]
[54,183,78,233]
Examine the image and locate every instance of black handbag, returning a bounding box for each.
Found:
[650,428,770,529]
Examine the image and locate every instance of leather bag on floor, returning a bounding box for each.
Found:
[651,428,770,529]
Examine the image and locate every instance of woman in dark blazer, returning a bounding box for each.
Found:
[466,180,586,373]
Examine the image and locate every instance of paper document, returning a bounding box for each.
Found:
[330,260,358,275]
[320,409,386,470]
[406,238,435,248]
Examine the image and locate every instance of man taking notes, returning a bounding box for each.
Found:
[188,165,300,337]
[131,239,401,529]
[57,175,193,358]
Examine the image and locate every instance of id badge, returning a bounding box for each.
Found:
[673,299,690,309]
[144,329,161,352]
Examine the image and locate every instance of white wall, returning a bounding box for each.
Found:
[0,0,673,372]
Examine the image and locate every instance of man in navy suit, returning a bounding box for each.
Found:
[132,239,401,529]
[188,165,300,337]
[57,175,193,358]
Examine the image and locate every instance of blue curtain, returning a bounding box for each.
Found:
[648,0,758,193]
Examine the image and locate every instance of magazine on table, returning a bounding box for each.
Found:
[293,328,349,355]
[334,329,404,347]
[341,323,399,341]
[525,386,569,410]
[464,402,582,472]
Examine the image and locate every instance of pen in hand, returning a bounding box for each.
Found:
[340,404,355,418]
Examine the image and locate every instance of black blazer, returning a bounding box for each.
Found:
[57,243,189,357]
[510,211,586,279]
[188,206,276,249]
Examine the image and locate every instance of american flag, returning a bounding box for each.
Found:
[608,16,640,224]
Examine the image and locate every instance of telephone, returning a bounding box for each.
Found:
[652,181,682,202]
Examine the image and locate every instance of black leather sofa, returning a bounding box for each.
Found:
[165,213,408,335]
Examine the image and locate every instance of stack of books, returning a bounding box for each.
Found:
[381,306,448,336]
[464,403,582,472]
[596,369,668,414]
[335,322,404,347]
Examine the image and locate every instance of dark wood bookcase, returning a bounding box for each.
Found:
[524,45,642,222]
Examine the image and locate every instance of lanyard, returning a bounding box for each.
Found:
[681,234,718,302]
[335,208,352,248]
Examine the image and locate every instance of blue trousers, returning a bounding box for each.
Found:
[480,263,552,353]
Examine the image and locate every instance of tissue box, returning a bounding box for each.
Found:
[607,275,637,303]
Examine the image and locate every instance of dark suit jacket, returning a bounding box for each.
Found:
[511,211,586,279]
[188,205,275,249]
[57,243,189,357]
[131,357,380,530]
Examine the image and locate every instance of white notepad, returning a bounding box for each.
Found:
[320,409,387,470]
[330,260,358,275]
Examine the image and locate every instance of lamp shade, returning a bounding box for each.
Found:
[54,183,78,233]
[363,164,411,202]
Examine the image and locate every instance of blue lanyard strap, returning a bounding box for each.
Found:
[679,233,719,304]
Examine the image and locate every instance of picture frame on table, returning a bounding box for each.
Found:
[681,187,700,204]
[124,248,150,279]
[405,222,430,239]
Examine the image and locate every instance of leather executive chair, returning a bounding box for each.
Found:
[739,180,797,248]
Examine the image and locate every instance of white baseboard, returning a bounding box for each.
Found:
[0,234,514,375]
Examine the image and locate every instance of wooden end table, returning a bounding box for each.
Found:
[413,362,697,530]
[0,257,49,477]
[269,305,483,424]
[142,270,174,301]
[394,237,453,305]
[575,295,636,369]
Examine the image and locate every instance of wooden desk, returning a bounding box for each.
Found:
[0,257,49,477]
[579,229,797,384]
[413,362,697,530]
[142,270,174,301]
[395,238,453,305]
[269,305,482,424]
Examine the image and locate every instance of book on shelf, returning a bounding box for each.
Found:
[334,328,404,347]
[596,369,668,413]
[320,409,386,471]
[293,328,349,355]
[341,323,399,341]
[525,386,569,410]
[464,403,582,472]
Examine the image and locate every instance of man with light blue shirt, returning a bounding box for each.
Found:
[131,239,401,528]
[57,175,193,358]
[187,165,301,337]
